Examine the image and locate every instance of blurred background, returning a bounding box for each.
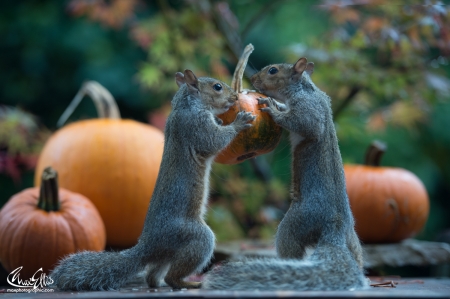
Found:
[1,0,450,257]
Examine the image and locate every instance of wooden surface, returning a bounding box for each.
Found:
[0,278,449,298]
[2,239,450,298]
[214,239,450,268]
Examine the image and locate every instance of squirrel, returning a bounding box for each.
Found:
[50,70,255,291]
[202,58,369,291]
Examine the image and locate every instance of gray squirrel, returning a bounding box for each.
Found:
[203,58,369,290]
[50,70,255,291]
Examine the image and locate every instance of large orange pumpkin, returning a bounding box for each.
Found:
[34,82,164,248]
[344,141,430,243]
[215,44,282,164]
[0,167,105,278]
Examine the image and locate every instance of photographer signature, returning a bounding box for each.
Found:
[7,266,54,289]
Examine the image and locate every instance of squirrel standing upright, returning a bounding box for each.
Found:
[50,70,255,291]
[203,58,369,291]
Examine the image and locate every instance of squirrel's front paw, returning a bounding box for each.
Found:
[257,97,270,106]
[233,111,255,130]
[258,97,283,114]
[214,116,224,125]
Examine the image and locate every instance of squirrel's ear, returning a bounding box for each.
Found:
[184,69,199,92]
[293,57,308,75]
[175,72,185,88]
[305,62,314,76]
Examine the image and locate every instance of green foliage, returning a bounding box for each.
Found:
[70,0,232,108]
[135,6,229,104]
[0,106,49,155]
[288,2,450,134]
[209,163,288,240]
[0,0,147,128]
[0,106,49,186]
[206,205,245,242]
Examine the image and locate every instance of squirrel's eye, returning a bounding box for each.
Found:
[268,67,278,75]
[213,83,223,91]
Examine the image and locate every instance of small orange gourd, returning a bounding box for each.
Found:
[0,167,106,278]
[344,141,430,243]
[215,44,282,164]
[34,82,164,248]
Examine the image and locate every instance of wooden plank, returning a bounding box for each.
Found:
[1,278,450,298]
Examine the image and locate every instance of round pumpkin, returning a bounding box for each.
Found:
[34,82,164,248]
[215,44,282,164]
[0,167,105,278]
[344,141,430,243]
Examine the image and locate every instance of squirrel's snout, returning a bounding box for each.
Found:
[229,94,238,103]
[250,74,261,90]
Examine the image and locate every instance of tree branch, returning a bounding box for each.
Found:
[333,86,360,121]
[250,157,273,183]
[200,0,257,77]
[241,0,288,38]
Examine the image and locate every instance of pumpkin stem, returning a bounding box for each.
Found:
[231,44,254,93]
[364,140,387,166]
[56,81,121,127]
[37,167,60,212]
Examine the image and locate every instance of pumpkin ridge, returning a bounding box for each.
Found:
[47,212,63,272]
[9,206,36,275]
[0,203,19,271]
[36,211,57,275]
[60,201,81,253]
[17,213,35,276]
[64,199,89,248]
[55,211,78,254]
[386,197,400,241]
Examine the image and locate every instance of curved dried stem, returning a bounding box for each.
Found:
[37,167,60,212]
[57,81,121,127]
[364,140,387,166]
[231,44,254,93]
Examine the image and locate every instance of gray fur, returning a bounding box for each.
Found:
[203,245,367,290]
[50,250,143,291]
[203,59,368,290]
[50,71,255,291]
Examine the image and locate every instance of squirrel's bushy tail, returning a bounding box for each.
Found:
[203,246,369,291]
[50,249,145,291]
